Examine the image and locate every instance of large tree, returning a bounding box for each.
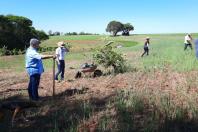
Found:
[106,21,124,36]
[0,15,48,50]
[106,21,134,36]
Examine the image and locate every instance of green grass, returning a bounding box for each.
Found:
[0,55,25,72]
[112,40,138,48]
[41,35,104,47]
[1,34,198,72]
[137,34,198,72]
[111,33,198,72]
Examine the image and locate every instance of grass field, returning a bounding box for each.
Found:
[1,34,198,131]
[1,34,198,72]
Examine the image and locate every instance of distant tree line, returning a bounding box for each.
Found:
[0,15,49,50]
[106,21,134,36]
[48,30,99,36]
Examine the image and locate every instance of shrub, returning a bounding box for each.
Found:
[64,43,72,50]
[12,48,18,55]
[0,45,8,56]
[93,44,128,74]
[18,49,24,55]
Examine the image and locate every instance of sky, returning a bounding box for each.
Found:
[0,0,198,34]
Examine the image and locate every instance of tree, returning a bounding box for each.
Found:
[35,30,49,40]
[106,21,124,36]
[48,30,53,36]
[0,15,13,32]
[122,23,134,36]
[79,32,85,35]
[0,15,49,50]
[6,15,32,27]
[106,21,134,36]
[53,31,60,36]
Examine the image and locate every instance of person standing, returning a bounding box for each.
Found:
[184,33,193,50]
[141,37,150,57]
[25,38,54,101]
[195,39,198,58]
[55,41,69,81]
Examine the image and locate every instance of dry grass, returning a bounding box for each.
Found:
[1,64,198,131]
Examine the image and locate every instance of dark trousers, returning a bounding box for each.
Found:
[28,74,40,101]
[141,47,149,57]
[184,43,192,50]
[55,60,65,80]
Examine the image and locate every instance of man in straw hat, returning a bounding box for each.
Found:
[25,38,55,101]
[141,37,150,57]
[55,41,69,81]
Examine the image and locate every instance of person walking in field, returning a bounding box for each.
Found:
[25,38,55,101]
[195,39,198,58]
[55,41,69,81]
[184,33,193,50]
[141,37,150,57]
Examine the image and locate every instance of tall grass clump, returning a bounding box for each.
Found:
[114,90,146,131]
[0,46,8,56]
[48,101,94,132]
[103,87,198,132]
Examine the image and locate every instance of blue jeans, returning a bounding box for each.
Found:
[28,74,40,101]
[55,60,65,80]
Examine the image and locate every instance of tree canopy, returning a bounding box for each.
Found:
[106,21,134,36]
[122,23,134,36]
[0,15,48,50]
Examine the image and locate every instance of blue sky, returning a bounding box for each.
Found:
[0,0,197,34]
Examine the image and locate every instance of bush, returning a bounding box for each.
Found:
[18,49,24,55]
[38,46,65,53]
[64,43,72,50]
[93,44,129,74]
[0,45,8,56]
[12,48,18,55]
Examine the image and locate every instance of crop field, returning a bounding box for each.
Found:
[1,34,198,132]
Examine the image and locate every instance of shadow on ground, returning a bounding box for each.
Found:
[0,87,113,132]
[1,88,198,132]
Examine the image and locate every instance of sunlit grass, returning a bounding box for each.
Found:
[1,34,198,72]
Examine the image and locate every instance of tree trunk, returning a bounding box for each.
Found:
[113,31,117,36]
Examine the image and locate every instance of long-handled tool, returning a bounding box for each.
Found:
[52,58,55,97]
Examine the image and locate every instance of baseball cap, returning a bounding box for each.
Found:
[30,38,40,45]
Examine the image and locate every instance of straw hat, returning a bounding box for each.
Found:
[57,41,65,47]
[146,37,150,40]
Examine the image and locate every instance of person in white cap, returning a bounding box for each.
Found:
[184,33,193,50]
[25,38,55,101]
[141,37,150,57]
[55,41,69,81]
